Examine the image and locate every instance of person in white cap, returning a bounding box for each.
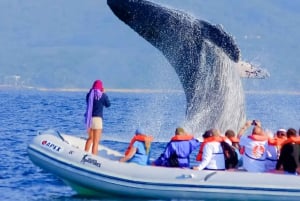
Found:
[276,129,287,139]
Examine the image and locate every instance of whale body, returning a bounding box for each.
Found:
[107,0,248,133]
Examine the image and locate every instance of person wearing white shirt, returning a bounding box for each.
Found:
[193,129,225,171]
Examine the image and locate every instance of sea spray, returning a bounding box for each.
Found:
[107,0,246,136]
[182,40,246,134]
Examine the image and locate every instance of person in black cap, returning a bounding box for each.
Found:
[193,129,226,171]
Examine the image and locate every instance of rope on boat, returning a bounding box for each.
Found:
[56,130,70,144]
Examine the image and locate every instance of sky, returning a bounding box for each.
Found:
[0,0,299,91]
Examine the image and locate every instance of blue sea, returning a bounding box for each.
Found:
[0,89,299,201]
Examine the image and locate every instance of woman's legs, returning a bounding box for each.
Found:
[84,128,93,152]
[86,117,103,155]
[92,129,102,155]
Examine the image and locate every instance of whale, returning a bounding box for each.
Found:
[107,0,267,134]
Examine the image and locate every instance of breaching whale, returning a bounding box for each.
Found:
[107,0,268,134]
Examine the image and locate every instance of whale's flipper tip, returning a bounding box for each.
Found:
[237,61,270,79]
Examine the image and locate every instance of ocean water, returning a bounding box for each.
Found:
[0,89,299,201]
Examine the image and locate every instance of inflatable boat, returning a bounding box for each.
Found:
[27,132,300,200]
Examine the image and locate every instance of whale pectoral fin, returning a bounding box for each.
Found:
[237,61,270,79]
[200,21,240,62]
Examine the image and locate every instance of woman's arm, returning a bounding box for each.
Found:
[120,147,137,162]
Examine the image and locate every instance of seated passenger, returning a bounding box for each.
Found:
[238,120,268,172]
[225,129,242,167]
[225,129,240,149]
[265,129,287,171]
[276,128,300,175]
[119,129,153,165]
[193,129,226,171]
[153,127,200,168]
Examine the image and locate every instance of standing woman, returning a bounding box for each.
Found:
[84,80,111,155]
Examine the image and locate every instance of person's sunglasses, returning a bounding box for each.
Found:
[278,132,286,137]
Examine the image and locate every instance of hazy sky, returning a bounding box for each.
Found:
[0,0,299,91]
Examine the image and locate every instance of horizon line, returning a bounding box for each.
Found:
[0,84,300,95]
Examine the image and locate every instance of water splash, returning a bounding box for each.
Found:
[181,40,246,134]
[107,0,246,135]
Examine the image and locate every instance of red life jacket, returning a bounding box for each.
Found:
[170,134,194,141]
[280,136,300,146]
[124,134,153,156]
[196,136,225,161]
[248,134,269,141]
[239,134,269,155]
[268,137,286,146]
[227,136,240,143]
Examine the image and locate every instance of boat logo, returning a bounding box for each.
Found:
[41,140,63,152]
[81,154,101,168]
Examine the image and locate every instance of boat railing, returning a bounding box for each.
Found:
[37,129,70,144]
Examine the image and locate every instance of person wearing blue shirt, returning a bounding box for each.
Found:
[153,127,200,168]
[84,80,111,155]
[120,129,153,165]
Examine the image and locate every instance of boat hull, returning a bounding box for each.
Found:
[28,133,300,199]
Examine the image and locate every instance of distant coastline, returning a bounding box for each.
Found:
[0,84,182,93]
[0,84,299,95]
[245,90,300,95]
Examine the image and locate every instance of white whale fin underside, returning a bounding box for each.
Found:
[237,61,270,79]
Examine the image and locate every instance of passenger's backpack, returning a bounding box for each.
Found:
[220,141,238,169]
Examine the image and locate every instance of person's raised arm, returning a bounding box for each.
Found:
[237,120,252,139]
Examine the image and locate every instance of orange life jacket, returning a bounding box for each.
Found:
[247,134,269,141]
[196,136,225,161]
[239,134,269,155]
[227,136,240,143]
[268,137,286,146]
[170,134,194,141]
[280,136,300,147]
[266,137,287,159]
[124,134,153,156]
